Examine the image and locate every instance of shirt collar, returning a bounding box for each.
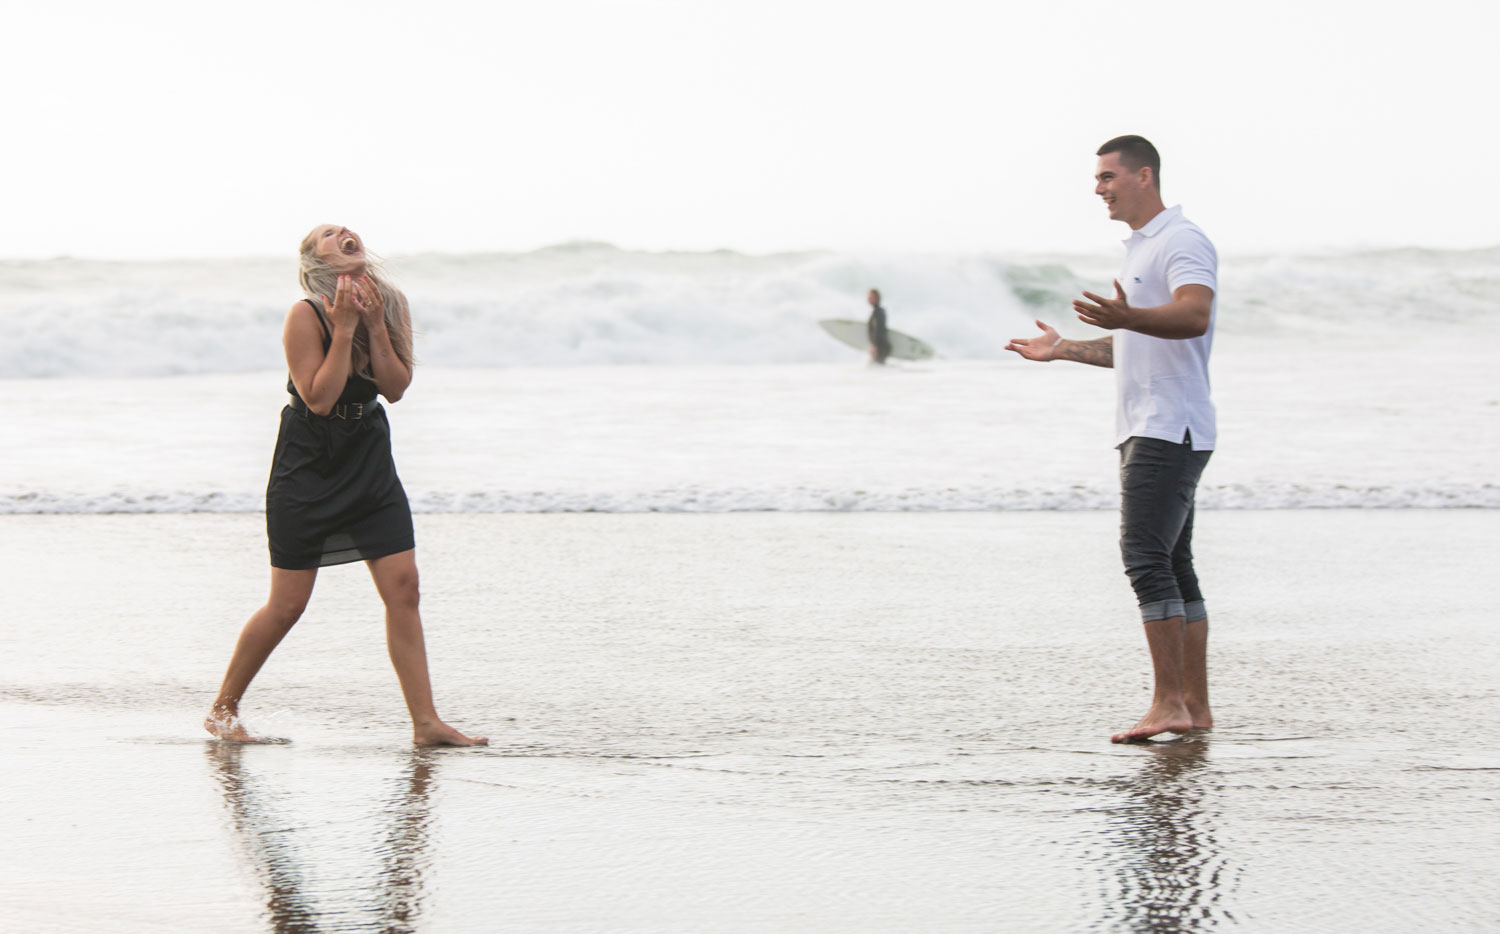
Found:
[1123,205,1182,244]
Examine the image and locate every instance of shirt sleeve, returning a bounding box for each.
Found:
[1165,228,1218,294]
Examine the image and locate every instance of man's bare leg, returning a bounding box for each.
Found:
[1183,616,1212,728]
[1112,615,1194,743]
[205,567,318,742]
[367,551,488,747]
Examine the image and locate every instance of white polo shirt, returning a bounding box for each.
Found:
[1113,205,1218,451]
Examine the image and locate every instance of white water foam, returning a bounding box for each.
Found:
[5,243,1496,377]
[4,483,1495,516]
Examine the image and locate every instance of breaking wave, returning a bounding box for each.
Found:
[4,243,1495,377]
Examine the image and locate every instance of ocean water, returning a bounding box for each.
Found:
[4,242,1496,375]
[3,243,1497,515]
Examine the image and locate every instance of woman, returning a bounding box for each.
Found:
[205,225,486,746]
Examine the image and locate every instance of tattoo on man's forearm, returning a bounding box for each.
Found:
[1058,337,1113,368]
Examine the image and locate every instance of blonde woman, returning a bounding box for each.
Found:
[205,225,486,746]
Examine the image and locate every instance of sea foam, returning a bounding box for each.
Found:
[3,482,1496,515]
[4,243,1495,378]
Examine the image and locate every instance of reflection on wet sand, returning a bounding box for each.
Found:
[1097,738,1235,932]
[374,750,439,933]
[205,744,440,933]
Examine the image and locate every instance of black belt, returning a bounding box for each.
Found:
[289,396,375,419]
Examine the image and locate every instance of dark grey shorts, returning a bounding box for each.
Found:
[1119,435,1212,623]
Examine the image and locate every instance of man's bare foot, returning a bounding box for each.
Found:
[204,711,263,743]
[1111,703,1194,743]
[413,721,488,747]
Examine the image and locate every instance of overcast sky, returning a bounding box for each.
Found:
[5,0,1495,259]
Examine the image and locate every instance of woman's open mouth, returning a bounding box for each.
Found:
[341,236,360,254]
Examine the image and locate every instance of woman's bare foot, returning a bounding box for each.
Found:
[204,708,264,743]
[413,720,488,747]
[1111,702,1194,743]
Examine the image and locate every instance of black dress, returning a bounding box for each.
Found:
[265,299,415,569]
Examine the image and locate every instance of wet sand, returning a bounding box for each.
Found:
[2,510,1498,932]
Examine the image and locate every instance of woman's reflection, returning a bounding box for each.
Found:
[205,743,441,934]
[374,749,439,931]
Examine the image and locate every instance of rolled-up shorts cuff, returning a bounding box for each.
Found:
[1184,600,1207,623]
[1139,598,1186,623]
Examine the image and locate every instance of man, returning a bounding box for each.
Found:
[867,288,892,365]
[1006,135,1218,743]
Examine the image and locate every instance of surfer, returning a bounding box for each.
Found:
[867,289,892,365]
[204,225,486,746]
[1005,136,1219,744]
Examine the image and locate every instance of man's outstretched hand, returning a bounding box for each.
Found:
[1005,320,1062,361]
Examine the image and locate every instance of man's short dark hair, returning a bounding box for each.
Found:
[1097,135,1161,190]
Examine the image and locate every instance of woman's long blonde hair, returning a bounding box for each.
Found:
[297,228,415,376]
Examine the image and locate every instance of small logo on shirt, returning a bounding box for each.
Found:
[1132,277,1142,284]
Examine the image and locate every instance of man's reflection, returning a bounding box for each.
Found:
[1101,739,1235,932]
[205,744,441,934]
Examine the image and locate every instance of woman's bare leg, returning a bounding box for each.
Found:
[367,550,487,746]
[206,567,319,741]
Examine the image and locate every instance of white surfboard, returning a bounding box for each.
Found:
[818,318,935,361]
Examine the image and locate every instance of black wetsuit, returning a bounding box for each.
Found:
[867,304,891,364]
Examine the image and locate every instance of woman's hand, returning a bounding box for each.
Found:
[320,276,360,333]
[352,276,386,330]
